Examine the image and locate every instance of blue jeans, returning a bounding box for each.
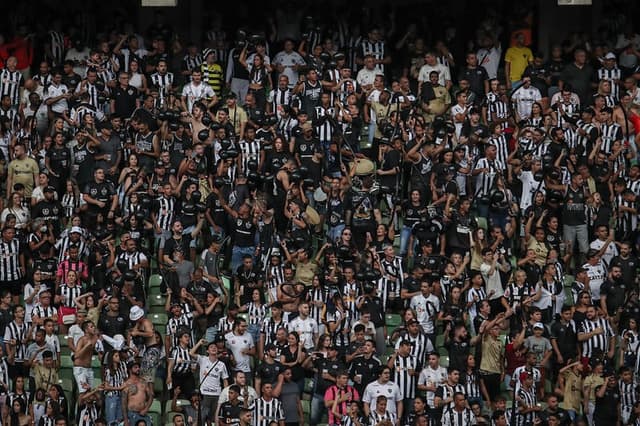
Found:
[205,326,217,343]
[231,246,254,274]
[399,225,414,256]
[105,393,122,426]
[128,411,151,426]
[248,324,260,346]
[310,393,326,425]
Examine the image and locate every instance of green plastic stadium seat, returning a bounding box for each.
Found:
[149,399,163,414]
[149,274,163,289]
[150,294,166,307]
[386,314,401,327]
[476,217,488,230]
[440,355,450,368]
[60,355,73,369]
[151,313,168,327]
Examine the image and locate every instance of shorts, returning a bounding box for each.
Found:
[0,279,22,296]
[73,366,94,393]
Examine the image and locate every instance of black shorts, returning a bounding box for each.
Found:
[0,279,23,296]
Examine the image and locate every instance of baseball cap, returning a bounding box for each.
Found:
[586,248,600,259]
[44,186,56,193]
[533,322,544,330]
[70,226,83,234]
[604,52,616,60]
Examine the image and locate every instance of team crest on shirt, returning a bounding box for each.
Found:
[236,219,242,226]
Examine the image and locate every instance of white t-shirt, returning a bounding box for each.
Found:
[480,262,504,300]
[181,82,215,113]
[417,63,451,86]
[582,261,607,300]
[589,239,618,268]
[45,83,70,114]
[287,316,318,350]
[410,294,440,334]
[356,68,378,87]
[418,366,448,406]
[196,355,229,396]
[272,51,305,88]
[224,331,254,373]
[477,45,502,79]
[362,380,403,415]
[511,85,542,119]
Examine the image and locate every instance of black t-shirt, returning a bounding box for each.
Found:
[112,85,139,118]
[600,279,627,315]
[83,180,115,210]
[594,385,620,423]
[445,337,472,372]
[163,235,193,261]
[313,357,345,395]
[256,360,283,385]
[218,401,244,425]
[550,321,578,360]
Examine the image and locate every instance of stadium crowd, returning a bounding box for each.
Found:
[1,2,640,426]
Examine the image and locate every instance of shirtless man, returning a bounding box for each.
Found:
[276,281,304,314]
[128,306,156,350]
[122,362,154,426]
[73,320,99,393]
[613,92,635,137]
[180,101,212,144]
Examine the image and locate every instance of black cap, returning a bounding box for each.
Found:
[334,52,346,60]
[44,185,56,193]
[155,160,165,168]
[586,248,600,258]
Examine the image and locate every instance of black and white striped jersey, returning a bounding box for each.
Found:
[47,31,66,66]
[441,407,476,426]
[253,397,284,426]
[104,363,128,396]
[370,410,397,425]
[238,138,260,174]
[597,66,622,100]
[0,238,22,281]
[0,69,23,106]
[599,122,623,154]
[515,387,537,426]
[153,195,176,231]
[169,345,194,374]
[4,320,29,361]
[578,317,614,358]
[313,106,337,143]
[150,72,175,106]
[487,134,509,169]
[395,331,433,367]
[360,39,386,74]
[391,353,418,399]
[166,312,195,349]
[473,157,505,196]
[0,107,20,131]
[268,87,293,118]
[57,284,82,308]
[619,380,637,409]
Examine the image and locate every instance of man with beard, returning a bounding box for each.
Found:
[122,362,154,426]
[599,264,626,321]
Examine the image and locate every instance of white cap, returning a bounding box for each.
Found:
[605,52,616,60]
[70,226,83,234]
[533,322,544,329]
[129,306,144,321]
